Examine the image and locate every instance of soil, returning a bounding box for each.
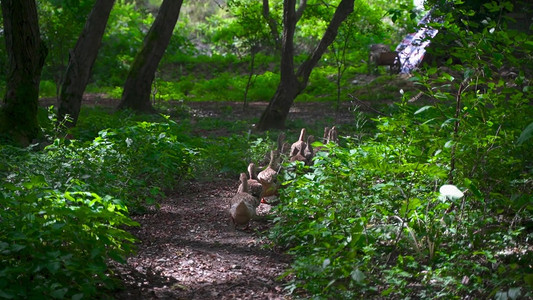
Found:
[111,180,291,300]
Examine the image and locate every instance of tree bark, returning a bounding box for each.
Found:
[58,0,115,128]
[117,0,184,112]
[0,0,47,146]
[256,0,354,131]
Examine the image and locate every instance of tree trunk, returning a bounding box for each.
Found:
[0,0,47,146]
[256,0,354,131]
[243,47,257,110]
[117,0,184,112]
[58,0,115,128]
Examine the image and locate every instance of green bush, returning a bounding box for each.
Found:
[270,11,532,296]
[39,80,58,98]
[49,119,197,209]
[272,114,531,298]
[247,71,279,101]
[189,72,244,101]
[0,146,138,299]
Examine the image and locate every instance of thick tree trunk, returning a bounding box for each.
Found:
[258,81,301,129]
[0,0,47,146]
[117,0,183,112]
[58,0,115,128]
[256,0,354,131]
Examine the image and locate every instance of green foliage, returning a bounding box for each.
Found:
[190,120,274,179]
[92,1,154,86]
[53,117,196,208]
[0,147,138,299]
[270,3,533,298]
[245,71,279,101]
[39,80,58,98]
[210,0,276,55]
[189,72,243,101]
[39,0,93,88]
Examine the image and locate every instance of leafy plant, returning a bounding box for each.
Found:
[0,167,138,299]
[269,3,532,297]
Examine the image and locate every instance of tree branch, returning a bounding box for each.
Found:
[295,0,307,21]
[262,0,281,50]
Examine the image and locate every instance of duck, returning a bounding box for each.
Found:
[327,126,338,144]
[229,173,261,229]
[290,140,308,163]
[280,141,291,158]
[277,132,291,158]
[240,162,262,199]
[257,150,280,199]
[290,128,306,157]
[323,127,331,143]
[304,135,314,165]
[258,132,287,168]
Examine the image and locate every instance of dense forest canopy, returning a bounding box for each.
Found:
[0,0,532,299]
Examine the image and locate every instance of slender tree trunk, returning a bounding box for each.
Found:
[243,48,257,110]
[0,0,47,146]
[117,0,184,112]
[256,0,354,131]
[58,0,115,128]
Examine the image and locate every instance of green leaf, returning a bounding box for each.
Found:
[72,294,84,300]
[524,273,533,287]
[351,268,366,283]
[46,261,61,274]
[0,290,14,299]
[441,118,458,128]
[444,140,454,148]
[10,244,26,252]
[508,287,521,300]
[22,175,47,189]
[517,122,533,145]
[414,106,433,115]
[381,287,394,296]
[464,178,482,198]
[322,258,331,269]
[50,287,68,299]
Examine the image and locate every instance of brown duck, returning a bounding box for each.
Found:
[257,150,280,201]
[229,173,260,229]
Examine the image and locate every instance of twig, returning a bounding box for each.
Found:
[348,94,389,117]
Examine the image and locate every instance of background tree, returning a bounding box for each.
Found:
[216,0,279,109]
[0,0,47,145]
[38,1,93,98]
[257,0,354,130]
[57,0,115,128]
[117,0,184,112]
[328,0,389,112]
[90,2,154,87]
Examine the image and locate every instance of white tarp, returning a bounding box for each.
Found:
[396,11,441,73]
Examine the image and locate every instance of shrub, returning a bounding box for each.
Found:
[48,119,197,209]
[270,15,533,295]
[0,146,138,299]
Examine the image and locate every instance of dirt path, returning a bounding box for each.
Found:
[113,179,291,300]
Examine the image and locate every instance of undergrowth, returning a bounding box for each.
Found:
[269,7,533,298]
